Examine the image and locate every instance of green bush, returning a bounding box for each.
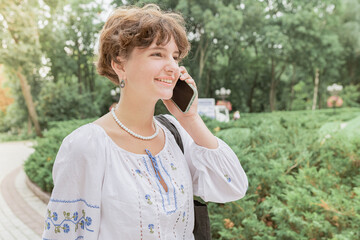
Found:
[24,118,95,192]
[206,108,360,239]
[342,84,360,108]
[0,110,7,132]
[36,81,101,126]
[0,103,37,142]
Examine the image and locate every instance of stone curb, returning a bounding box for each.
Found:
[25,175,50,204]
[1,167,44,236]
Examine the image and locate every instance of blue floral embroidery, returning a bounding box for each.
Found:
[86,217,92,226]
[148,224,154,233]
[224,174,231,183]
[63,223,70,233]
[145,194,153,205]
[46,207,95,234]
[52,212,58,221]
[170,163,177,170]
[182,212,186,222]
[135,169,142,177]
[73,212,78,221]
[180,185,184,194]
[80,220,85,230]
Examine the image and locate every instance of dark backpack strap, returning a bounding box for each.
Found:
[193,200,212,240]
[155,114,184,154]
[155,115,211,239]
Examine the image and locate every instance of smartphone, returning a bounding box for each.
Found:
[171,79,197,113]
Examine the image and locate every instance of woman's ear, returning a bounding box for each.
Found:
[111,56,126,77]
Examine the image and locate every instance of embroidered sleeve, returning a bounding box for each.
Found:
[42,125,104,240]
[165,115,248,203]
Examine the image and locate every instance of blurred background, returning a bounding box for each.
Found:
[1,1,360,239]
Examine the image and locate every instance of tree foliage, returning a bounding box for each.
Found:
[1,0,360,133]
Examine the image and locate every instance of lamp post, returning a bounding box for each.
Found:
[215,87,232,111]
[214,87,232,122]
[326,83,343,114]
[215,87,231,101]
[327,83,343,96]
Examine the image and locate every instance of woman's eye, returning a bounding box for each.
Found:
[151,53,162,57]
[173,56,179,61]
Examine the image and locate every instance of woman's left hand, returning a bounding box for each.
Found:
[162,66,199,121]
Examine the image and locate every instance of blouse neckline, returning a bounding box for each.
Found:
[89,119,169,157]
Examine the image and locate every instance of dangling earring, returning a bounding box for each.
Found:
[120,79,125,88]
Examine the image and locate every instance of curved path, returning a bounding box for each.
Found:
[0,141,47,239]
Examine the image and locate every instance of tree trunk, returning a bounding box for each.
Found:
[16,69,42,137]
[248,72,258,113]
[198,48,205,88]
[90,64,95,93]
[84,62,89,92]
[27,115,32,134]
[204,71,211,97]
[270,59,286,112]
[77,59,82,94]
[76,40,82,94]
[195,37,209,93]
[289,64,296,111]
[248,43,259,112]
[269,58,276,112]
[312,68,320,111]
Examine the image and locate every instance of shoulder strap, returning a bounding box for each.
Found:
[155,115,184,154]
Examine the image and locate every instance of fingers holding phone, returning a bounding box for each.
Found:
[162,67,198,118]
[179,67,196,89]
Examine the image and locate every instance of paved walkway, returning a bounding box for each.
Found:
[0,141,47,239]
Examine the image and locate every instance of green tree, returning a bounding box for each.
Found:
[337,0,360,86]
[40,0,104,93]
[0,0,43,136]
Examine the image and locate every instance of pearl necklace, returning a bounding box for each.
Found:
[111,108,159,140]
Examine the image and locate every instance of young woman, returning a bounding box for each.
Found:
[42,4,248,240]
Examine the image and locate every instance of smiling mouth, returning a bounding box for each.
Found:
[155,78,173,84]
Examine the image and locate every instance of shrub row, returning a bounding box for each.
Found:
[208,109,360,239]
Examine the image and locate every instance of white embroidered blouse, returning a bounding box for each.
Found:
[42,115,248,240]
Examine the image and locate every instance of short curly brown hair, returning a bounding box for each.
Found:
[96,4,190,84]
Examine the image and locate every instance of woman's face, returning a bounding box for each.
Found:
[121,37,181,101]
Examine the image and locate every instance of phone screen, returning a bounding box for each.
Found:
[171,79,196,112]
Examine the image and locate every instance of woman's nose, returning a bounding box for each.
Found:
[164,58,179,73]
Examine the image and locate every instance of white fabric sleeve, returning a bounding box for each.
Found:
[165,115,248,203]
[42,124,105,240]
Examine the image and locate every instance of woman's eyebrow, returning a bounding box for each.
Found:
[148,46,179,54]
